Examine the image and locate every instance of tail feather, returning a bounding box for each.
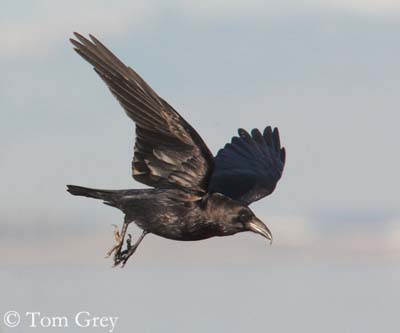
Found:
[66,185,118,207]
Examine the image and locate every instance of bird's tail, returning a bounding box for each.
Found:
[66,185,119,207]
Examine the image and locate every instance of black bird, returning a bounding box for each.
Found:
[67,33,286,267]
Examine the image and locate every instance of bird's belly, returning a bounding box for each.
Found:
[138,216,221,241]
[150,227,218,241]
[124,192,222,241]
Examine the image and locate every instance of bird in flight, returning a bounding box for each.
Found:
[67,33,286,267]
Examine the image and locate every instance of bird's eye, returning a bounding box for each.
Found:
[238,210,252,223]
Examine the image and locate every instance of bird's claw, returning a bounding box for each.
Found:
[113,234,132,267]
[112,224,121,242]
[105,224,146,268]
[105,224,123,258]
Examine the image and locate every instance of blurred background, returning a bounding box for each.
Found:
[1,0,399,332]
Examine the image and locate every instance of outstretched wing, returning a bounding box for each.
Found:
[208,127,286,205]
[70,33,213,194]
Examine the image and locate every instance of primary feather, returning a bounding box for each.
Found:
[209,127,286,205]
[70,33,213,195]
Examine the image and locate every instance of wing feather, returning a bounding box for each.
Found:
[209,126,286,205]
[71,33,213,194]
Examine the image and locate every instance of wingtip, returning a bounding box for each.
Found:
[88,33,100,44]
[69,38,81,48]
[280,147,286,164]
[263,126,273,145]
[72,31,84,41]
[73,31,83,39]
[72,32,94,47]
[238,128,251,139]
[251,128,263,143]
[272,127,281,151]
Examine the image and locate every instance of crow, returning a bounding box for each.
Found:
[67,33,286,267]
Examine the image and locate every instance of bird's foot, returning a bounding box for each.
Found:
[113,231,147,268]
[105,224,124,258]
[113,234,135,267]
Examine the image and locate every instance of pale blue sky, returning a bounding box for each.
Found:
[1,0,399,258]
[1,2,400,332]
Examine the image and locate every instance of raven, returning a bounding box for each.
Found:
[67,33,286,267]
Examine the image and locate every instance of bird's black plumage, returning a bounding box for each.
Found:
[67,33,286,267]
[209,127,285,205]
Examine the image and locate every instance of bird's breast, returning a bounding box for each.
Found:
[140,211,222,241]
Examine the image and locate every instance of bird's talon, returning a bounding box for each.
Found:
[111,224,121,243]
[126,234,132,249]
[105,224,125,258]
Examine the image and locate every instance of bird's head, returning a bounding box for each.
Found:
[205,193,273,242]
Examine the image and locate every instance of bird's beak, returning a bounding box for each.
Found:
[246,217,273,244]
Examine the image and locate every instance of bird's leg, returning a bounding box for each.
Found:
[105,223,128,258]
[114,231,148,268]
[113,233,132,265]
[125,233,132,250]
